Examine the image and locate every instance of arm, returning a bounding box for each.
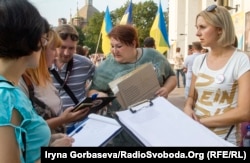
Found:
[0,109,22,163]
[88,89,108,98]
[35,133,74,163]
[46,107,89,130]
[183,73,199,120]
[200,71,250,127]
[155,75,177,98]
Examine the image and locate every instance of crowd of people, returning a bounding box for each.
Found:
[0,0,250,162]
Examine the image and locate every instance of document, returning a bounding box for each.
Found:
[68,113,122,146]
[115,97,235,147]
[109,62,160,109]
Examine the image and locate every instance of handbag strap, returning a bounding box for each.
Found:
[22,74,47,108]
[192,55,207,108]
[50,59,79,104]
[224,125,234,140]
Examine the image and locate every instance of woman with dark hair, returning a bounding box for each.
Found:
[88,24,177,146]
[0,0,73,162]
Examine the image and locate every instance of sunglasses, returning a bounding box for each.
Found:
[59,33,79,41]
[206,4,217,12]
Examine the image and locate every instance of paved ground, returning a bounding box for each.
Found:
[168,86,186,110]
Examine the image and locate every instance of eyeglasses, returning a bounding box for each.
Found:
[40,36,48,48]
[59,33,79,41]
[206,4,217,12]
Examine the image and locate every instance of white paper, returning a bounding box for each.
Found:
[116,97,235,147]
[69,113,121,146]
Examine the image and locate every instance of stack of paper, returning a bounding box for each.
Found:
[109,62,160,109]
[69,114,122,146]
[115,97,235,147]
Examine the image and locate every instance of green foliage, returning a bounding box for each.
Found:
[133,1,157,46]
[81,0,168,53]
[82,12,104,54]
[74,26,85,46]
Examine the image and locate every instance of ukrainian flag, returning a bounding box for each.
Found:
[120,0,133,25]
[101,6,112,55]
[150,1,170,53]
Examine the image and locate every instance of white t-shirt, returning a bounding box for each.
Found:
[184,53,200,87]
[192,50,250,145]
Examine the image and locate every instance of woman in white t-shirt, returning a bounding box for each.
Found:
[183,5,250,146]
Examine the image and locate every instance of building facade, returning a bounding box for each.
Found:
[168,0,250,60]
[58,0,99,29]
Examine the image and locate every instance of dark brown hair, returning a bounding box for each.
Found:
[108,25,139,48]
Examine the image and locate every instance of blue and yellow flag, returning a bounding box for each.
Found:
[150,1,170,53]
[101,6,112,55]
[120,0,133,25]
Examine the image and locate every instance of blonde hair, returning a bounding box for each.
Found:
[196,5,235,47]
[24,29,62,87]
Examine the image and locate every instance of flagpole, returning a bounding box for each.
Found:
[95,31,102,53]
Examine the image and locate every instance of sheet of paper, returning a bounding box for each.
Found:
[116,97,235,147]
[70,114,121,146]
[109,63,160,109]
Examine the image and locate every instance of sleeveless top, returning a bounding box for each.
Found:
[0,76,51,163]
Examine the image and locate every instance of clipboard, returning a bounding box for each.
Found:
[115,96,235,147]
[114,98,154,147]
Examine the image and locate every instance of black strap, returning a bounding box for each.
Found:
[21,132,26,161]
[22,75,47,108]
[224,125,234,140]
[192,55,207,109]
[50,59,79,104]
[0,80,14,86]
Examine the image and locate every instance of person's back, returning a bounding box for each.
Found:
[143,37,156,48]
[76,45,86,56]
[183,41,202,98]
[0,0,51,162]
[174,47,185,87]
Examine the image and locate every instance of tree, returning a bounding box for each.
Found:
[74,26,85,46]
[82,12,104,54]
[83,0,167,53]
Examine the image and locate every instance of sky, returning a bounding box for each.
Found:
[29,0,168,26]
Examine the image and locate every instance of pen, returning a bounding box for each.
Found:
[69,124,85,137]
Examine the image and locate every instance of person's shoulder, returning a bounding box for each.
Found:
[193,53,206,63]
[73,54,93,64]
[234,49,249,57]
[143,48,164,57]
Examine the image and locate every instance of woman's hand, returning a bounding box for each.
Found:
[155,87,169,98]
[50,133,74,147]
[183,106,199,121]
[60,106,90,123]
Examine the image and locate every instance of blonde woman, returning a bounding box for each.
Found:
[183,5,250,146]
[19,29,89,134]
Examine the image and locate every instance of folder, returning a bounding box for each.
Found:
[109,62,160,109]
[68,113,122,146]
[115,97,235,147]
[72,96,116,114]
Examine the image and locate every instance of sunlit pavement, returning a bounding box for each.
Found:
[168,86,185,110]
